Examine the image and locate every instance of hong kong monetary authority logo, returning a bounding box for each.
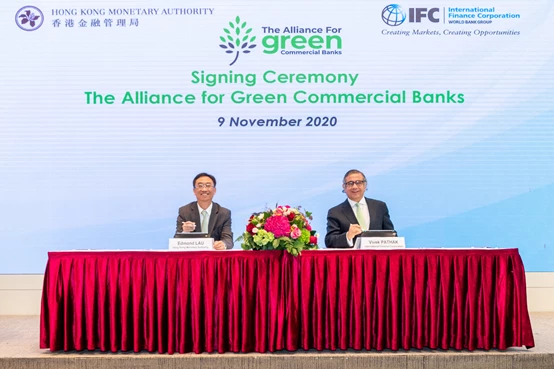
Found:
[382,4,406,26]
[219,16,257,66]
[15,6,44,31]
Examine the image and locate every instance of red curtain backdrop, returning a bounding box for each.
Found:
[40,249,534,353]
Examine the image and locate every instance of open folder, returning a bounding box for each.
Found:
[174,232,210,239]
[360,230,397,237]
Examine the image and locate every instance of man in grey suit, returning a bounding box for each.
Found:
[325,169,394,248]
[175,172,233,250]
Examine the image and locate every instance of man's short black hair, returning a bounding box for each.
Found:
[193,172,217,188]
[343,169,367,183]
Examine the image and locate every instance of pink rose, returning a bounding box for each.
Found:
[291,226,302,239]
[264,215,291,238]
[306,223,312,231]
[310,236,318,244]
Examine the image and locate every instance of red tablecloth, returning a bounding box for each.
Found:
[40,249,534,353]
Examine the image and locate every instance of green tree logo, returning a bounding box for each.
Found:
[219,16,257,66]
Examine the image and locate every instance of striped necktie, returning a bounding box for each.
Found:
[201,210,209,233]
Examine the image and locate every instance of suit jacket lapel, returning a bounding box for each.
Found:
[208,203,219,235]
[189,202,201,232]
[366,197,377,230]
[340,199,358,225]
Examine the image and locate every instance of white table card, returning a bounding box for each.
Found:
[355,237,406,249]
[169,238,214,251]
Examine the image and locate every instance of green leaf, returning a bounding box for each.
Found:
[227,35,233,42]
[241,21,247,28]
[235,27,240,36]
[236,38,240,47]
[250,36,256,42]
[236,16,240,24]
[242,35,248,41]
[229,21,235,28]
[246,28,252,34]
[223,28,230,34]
[273,239,280,248]
[283,238,293,248]
[219,36,226,43]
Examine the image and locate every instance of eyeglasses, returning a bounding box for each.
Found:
[343,180,366,188]
[195,183,214,189]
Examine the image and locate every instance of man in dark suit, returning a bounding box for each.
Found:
[175,172,233,250]
[325,169,394,248]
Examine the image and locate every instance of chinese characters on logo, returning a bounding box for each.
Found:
[52,18,139,27]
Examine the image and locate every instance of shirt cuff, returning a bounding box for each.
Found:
[346,235,353,247]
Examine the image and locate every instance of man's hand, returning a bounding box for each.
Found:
[181,221,196,232]
[346,224,363,241]
[213,241,226,250]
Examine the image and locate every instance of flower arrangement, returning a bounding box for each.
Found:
[239,205,318,256]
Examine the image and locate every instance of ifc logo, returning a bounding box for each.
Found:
[382,4,406,26]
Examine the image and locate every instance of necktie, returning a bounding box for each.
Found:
[355,203,366,230]
[201,210,209,233]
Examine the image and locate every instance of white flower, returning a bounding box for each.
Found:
[252,227,258,234]
[258,214,264,220]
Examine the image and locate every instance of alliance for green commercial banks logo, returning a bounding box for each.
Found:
[219,16,343,64]
[219,16,257,66]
